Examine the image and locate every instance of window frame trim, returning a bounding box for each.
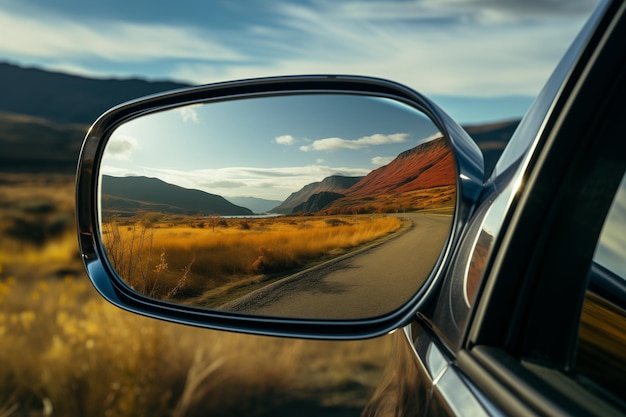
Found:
[458,0,626,414]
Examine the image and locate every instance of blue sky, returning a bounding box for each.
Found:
[0,0,600,124]
[101,95,441,200]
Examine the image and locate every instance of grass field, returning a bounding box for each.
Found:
[102,214,404,306]
[0,174,392,417]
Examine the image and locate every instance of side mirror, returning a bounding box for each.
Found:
[77,75,484,339]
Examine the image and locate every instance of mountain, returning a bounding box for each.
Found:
[431,95,531,128]
[226,196,283,214]
[0,62,191,173]
[0,63,519,175]
[464,119,519,176]
[0,62,191,124]
[346,136,454,198]
[289,136,456,215]
[292,192,345,214]
[272,175,363,214]
[101,175,253,216]
[0,112,85,173]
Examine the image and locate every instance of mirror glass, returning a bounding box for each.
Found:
[99,94,456,319]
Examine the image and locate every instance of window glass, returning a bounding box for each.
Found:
[593,174,626,279]
[576,173,626,403]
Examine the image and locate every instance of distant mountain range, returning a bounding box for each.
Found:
[0,61,190,174]
[100,134,487,217]
[102,175,252,217]
[463,120,519,176]
[101,134,452,217]
[0,62,189,124]
[226,196,283,214]
[282,136,455,214]
[0,112,85,172]
[272,175,363,214]
[0,62,518,175]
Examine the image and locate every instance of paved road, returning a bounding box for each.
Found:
[221,213,452,319]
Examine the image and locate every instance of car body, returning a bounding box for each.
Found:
[76,0,625,415]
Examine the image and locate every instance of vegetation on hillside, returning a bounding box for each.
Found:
[0,174,392,417]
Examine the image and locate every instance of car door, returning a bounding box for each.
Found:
[449,0,625,414]
[364,0,626,415]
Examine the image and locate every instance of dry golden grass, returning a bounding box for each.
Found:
[0,174,392,417]
[0,273,391,416]
[324,185,456,215]
[102,215,403,305]
[0,174,81,280]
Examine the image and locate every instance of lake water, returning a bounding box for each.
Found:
[215,213,283,219]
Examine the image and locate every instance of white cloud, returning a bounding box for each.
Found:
[176,105,200,123]
[99,165,137,177]
[171,1,594,97]
[372,156,395,166]
[104,135,140,160]
[112,165,371,201]
[332,0,599,23]
[300,133,408,152]
[0,9,243,63]
[275,135,295,145]
[423,132,445,143]
[0,0,598,101]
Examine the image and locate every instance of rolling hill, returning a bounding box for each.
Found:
[0,112,85,173]
[0,62,518,175]
[0,62,190,125]
[101,175,253,217]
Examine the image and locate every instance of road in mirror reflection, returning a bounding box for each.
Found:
[99,94,456,319]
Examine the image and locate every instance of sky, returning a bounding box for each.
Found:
[101,94,441,201]
[0,0,601,125]
[0,0,603,204]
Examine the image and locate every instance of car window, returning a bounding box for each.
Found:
[575,172,626,404]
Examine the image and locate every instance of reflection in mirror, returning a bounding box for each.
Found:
[99,94,456,319]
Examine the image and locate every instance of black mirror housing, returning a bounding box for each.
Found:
[76,75,484,339]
